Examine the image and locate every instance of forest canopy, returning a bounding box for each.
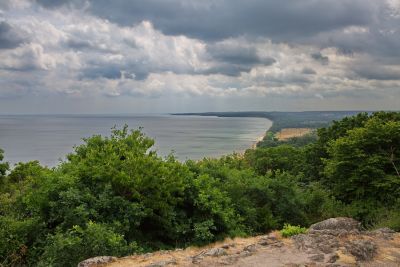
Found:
[0,111,399,266]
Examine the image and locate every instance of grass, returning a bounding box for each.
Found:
[280,224,307,237]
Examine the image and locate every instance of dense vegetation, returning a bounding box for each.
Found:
[0,112,399,266]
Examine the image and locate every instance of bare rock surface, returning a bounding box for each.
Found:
[309,217,361,236]
[78,256,117,267]
[79,218,400,267]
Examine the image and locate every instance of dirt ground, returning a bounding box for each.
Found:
[275,128,312,140]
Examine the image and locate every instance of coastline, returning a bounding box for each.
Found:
[251,133,266,149]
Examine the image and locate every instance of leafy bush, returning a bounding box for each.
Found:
[38,222,140,267]
[280,224,307,237]
[374,210,400,232]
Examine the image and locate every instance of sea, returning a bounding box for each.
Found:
[0,114,272,167]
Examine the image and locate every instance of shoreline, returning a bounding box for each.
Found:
[251,133,266,149]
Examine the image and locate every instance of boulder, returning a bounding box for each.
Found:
[77,256,117,267]
[243,244,257,253]
[204,247,227,257]
[145,258,177,267]
[309,217,360,235]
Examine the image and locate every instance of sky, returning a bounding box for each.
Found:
[0,0,399,114]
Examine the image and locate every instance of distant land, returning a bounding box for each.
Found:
[172,111,367,133]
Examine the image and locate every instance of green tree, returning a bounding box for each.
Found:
[0,148,9,184]
[245,145,304,175]
[324,116,400,204]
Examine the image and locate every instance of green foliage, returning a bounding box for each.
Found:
[373,203,400,232]
[245,145,304,175]
[301,183,346,224]
[0,216,45,266]
[7,161,45,183]
[280,224,307,237]
[0,148,9,184]
[38,222,140,267]
[323,114,400,203]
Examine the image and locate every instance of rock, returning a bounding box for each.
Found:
[145,258,177,267]
[204,247,227,257]
[270,241,284,248]
[308,254,325,262]
[219,255,239,265]
[191,251,206,264]
[309,217,360,236]
[77,256,117,267]
[258,234,279,246]
[238,250,253,257]
[244,244,257,253]
[367,228,396,240]
[293,233,338,254]
[327,253,339,263]
[345,240,377,261]
[372,227,395,234]
[258,239,270,246]
[220,243,235,249]
[192,256,203,264]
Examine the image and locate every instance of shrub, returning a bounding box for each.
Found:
[280,223,307,237]
[38,222,140,267]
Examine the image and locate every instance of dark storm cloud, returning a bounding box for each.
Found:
[0,21,25,49]
[36,0,375,42]
[207,43,276,66]
[64,38,119,53]
[35,0,69,8]
[201,64,252,77]
[311,52,329,65]
[81,66,122,80]
[202,42,276,76]
[301,67,317,75]
[355,66,400,81]
[208,45,260,65]
[34,0,87,9]
[65,38,92,50]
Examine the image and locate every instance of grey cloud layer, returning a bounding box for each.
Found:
[0,0,399,112]
[85,0,375,41]
[0,21,26,49]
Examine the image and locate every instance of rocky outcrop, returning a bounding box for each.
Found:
[78,256,117,267]
[309,217,361,234]
[292,217,397,266]
[79,217,400,267]
[292,218,377,264]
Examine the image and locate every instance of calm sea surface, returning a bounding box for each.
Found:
[0,114,271,167]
